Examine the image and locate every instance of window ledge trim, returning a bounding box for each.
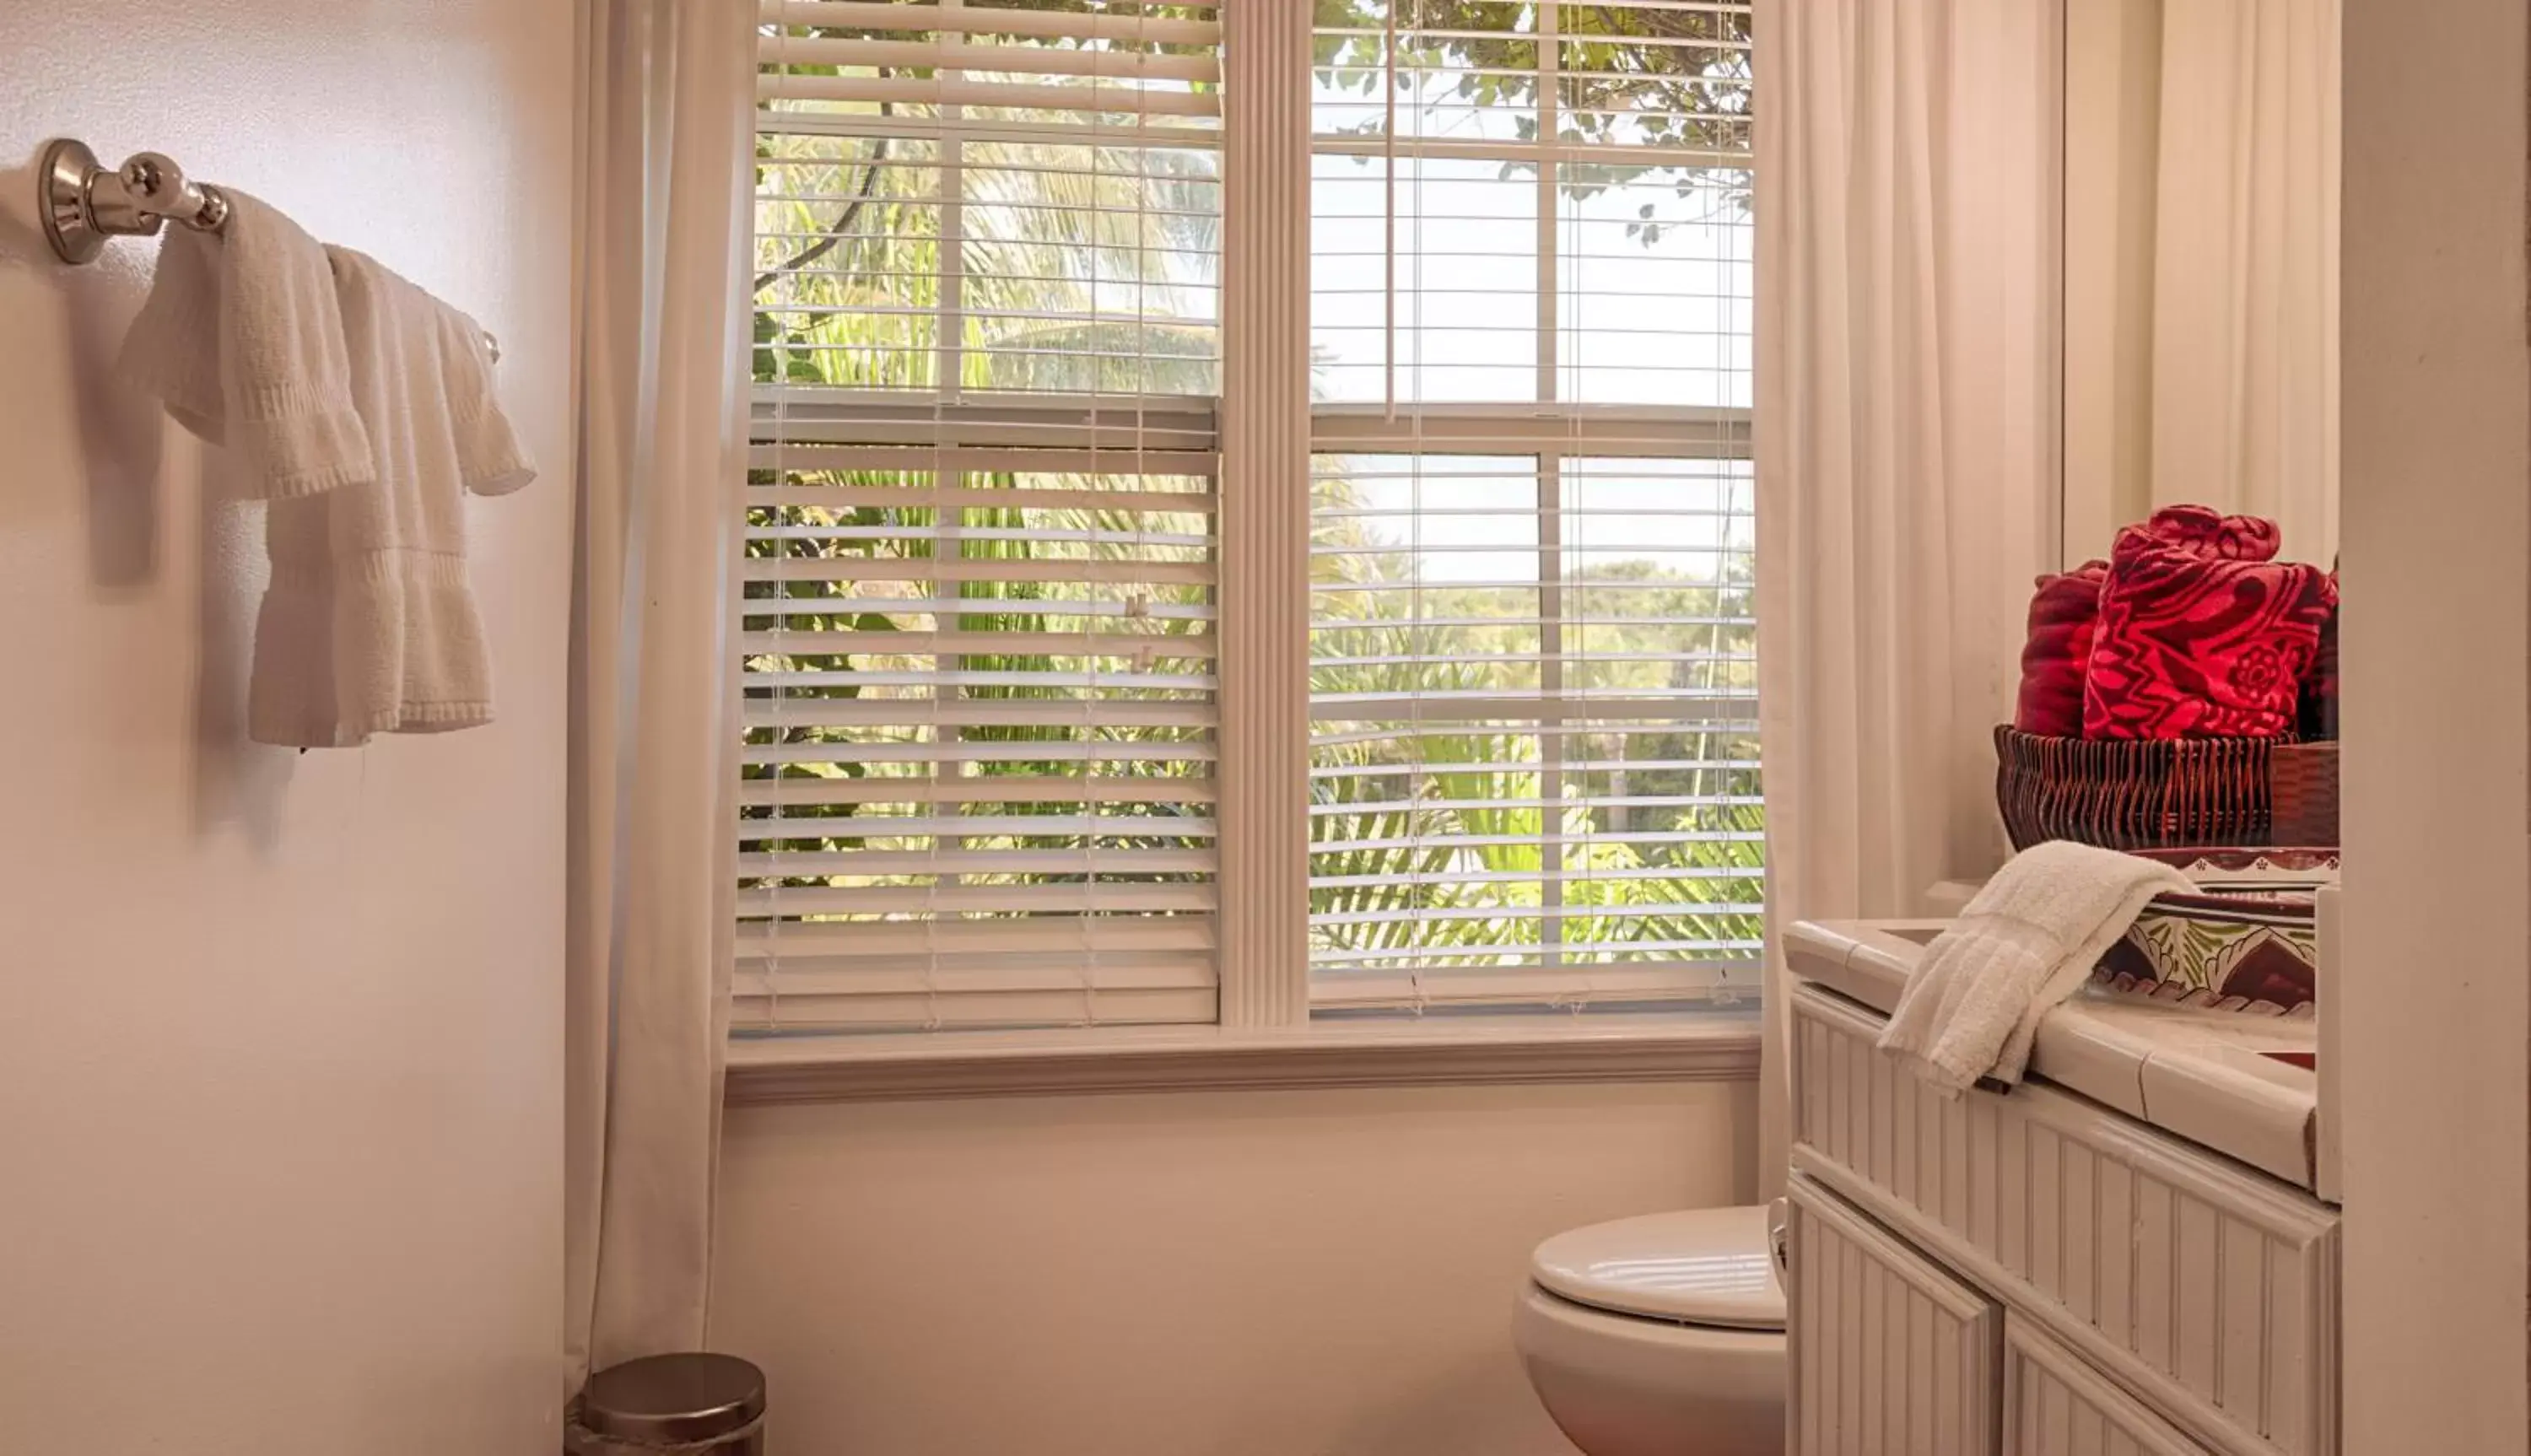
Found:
[724,1014,1759,1105]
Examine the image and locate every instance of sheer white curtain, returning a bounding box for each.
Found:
[1751,0,2059,1194]
[2149,0,2340,564]
[564,0,754,1386]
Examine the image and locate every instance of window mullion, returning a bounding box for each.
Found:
[936,0,968,975]
[1536,0,1560,405]
[1536,3,1564,973]
[938,0,967,399]
[1537,450,1566,973]
[1219,0,1314,1027]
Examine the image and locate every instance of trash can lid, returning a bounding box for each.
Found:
[582,1353,766,1444]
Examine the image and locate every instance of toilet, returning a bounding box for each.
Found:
[1514,1204,1787,1456]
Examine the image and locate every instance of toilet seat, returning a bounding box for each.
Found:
[1529,1205,1786,1331]
[1514,1205,1789,1456]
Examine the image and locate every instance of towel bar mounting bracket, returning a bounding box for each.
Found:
[40,137,230,267]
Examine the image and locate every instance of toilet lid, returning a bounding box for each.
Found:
[1530,1205,1786,1330]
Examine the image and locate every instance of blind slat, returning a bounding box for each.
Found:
[744,739,1215,767]
[742,556,1216,587]
[1305,693,1758,723]
[745,596,1216,625]
[1309,793,1762,816]
[743,699,1217,731]
[1313,758,1752,778]
[769,35,1222,86]
[1309,964,1751,1012]
[758,0,1222,47]
[741,848,1215,877]
[739,882,1217,917]
[759,108,1222,151]
[742,774,1214,809]
[747,445,1219,477]
[739,918,1213,958]
[758,72,1222,120]
[747,483,1216,514]
[743,629,1215,659]
[1309,905,1765,929]
[743,812,1217,842]
[736,957,1217,991]
[1308,829,1761,853]
[731,984,1217,1034]
[1326,946,1762,967]
[1310,865,1758,888]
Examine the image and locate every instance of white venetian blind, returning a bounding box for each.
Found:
[1304,0,1762,1013]
[743,0,1225,1033]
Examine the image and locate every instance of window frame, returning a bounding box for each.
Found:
[729,0,1764,1085]
[1298,412,1761,1011]
[742,0,1237,1037]
[1295,0,1762,1015]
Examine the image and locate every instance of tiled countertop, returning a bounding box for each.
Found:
[1786,919,2325,1194]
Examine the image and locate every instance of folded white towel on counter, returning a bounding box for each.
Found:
[1876,841,2194,1094]
[246,246,533,747]
[119,190,372,499]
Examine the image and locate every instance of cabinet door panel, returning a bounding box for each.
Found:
[1789,1173,2001,1456]
[2007,1314,2220,1456]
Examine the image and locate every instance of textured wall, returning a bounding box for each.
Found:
[0,3,574,1450]
[713,1081,1756,1456]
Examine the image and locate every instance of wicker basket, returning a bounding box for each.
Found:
[1994,725,2286,851]
[2267,741,2339,846]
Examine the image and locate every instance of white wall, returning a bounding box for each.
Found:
[0,4,573,1452]
[2337,0,2531,1445]
[714,1081,1756,1456]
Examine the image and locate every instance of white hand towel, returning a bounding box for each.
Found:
[246,247,533,747]
[1875,841,2195,1093]
[118,190,372,499]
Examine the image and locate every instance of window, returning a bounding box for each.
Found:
[744,0,1226,1032]
[1306,1,1761,1011]
[737,0,1756,1038]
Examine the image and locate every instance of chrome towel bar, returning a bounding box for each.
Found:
[37,137,499,361]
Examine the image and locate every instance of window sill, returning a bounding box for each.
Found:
[723,1013,1761,1105]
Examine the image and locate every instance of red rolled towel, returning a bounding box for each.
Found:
[2299,566,2339,739]
[2083,519,2337,740]
[2013,560,2107,736]
[2129,503,2280,563]
[2013,507,2302,739]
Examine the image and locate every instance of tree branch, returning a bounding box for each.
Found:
[754,128,893,295]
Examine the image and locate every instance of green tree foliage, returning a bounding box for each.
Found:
[1306,464,1762,974]
[1313,0,1753,238]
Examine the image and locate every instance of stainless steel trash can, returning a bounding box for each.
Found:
[570,1353,766,1455]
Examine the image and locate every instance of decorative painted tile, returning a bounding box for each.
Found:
[2093,849,2339,1014]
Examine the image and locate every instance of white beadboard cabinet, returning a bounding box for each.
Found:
[1787,981,2340,1456]
[1786,1176,2000,1456]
